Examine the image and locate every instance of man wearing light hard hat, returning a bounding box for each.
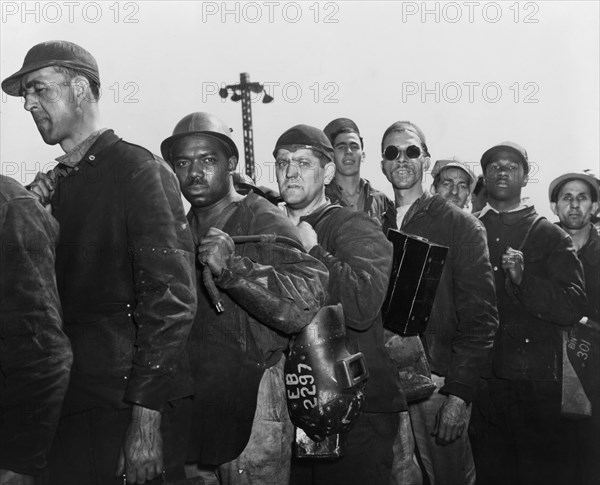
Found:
[161,112,327,485]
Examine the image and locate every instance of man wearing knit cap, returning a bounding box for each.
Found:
[275,124,405,485]
[430,158,477,210]
[161,113,327,485]
[471,143,586,485]
[2,41,198,484]
[323,117,392,225]
[380,121,498,485]
[548,172,599,485]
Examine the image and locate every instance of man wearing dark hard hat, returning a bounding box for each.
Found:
[430,157,477,210]
[161,113,327,485]
[323,118,392,225]
[2,41,198,485]
[472,142,586,485]
[274,124,405,485]
[379,121,498,485]
[549,172,600,485]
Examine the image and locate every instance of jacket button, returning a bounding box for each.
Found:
[493,266,498,271]
[525,338,530,343]
[89,155,95,161]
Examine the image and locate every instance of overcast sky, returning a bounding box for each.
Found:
[1,0,598,218]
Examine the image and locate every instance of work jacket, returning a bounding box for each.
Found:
[303,204,406,412]
[0,177,72,475]
[479,205,585,381]
[187,192,327,465]
[50,130,197,414]
[382,193,499,403]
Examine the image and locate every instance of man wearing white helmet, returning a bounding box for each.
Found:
[162,112,327,485]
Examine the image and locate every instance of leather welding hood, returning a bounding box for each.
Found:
[285,304,369,442]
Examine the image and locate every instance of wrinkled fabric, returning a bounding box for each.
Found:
[0,176,72,476]
[471,206,587,485]
[325,178,393,226]
[187,193,327,466]
[44,399,192,485]
[408,375,475,485]
[50,130,197,413]
[216,358,294,485]
[478,206,585,380]
[574,224,599,322]
[382,193,499,403]
[303,204,405,413]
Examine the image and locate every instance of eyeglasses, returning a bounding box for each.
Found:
[382,145,422,161]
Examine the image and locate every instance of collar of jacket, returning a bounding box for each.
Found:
[582,224,600,266]
[299,201,343,226]
[478,204,537,226]
[557,222,600,266]
[64,129,121,168]
[382,192,442,230]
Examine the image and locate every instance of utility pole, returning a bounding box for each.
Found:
[219,73,274,182]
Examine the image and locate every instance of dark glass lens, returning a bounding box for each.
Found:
[383,146,400,161]
[383,145,421,161]
[405,145,421,159]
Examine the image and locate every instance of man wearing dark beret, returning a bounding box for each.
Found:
[275,124,405,485]
[2,41,198,484]
[323,117,392,225]
[471,142,586,485]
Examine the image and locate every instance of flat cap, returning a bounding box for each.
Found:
[480,141,529,175]
[549,172,600,203]
[323,118,362,145]
[381,121,429,155]
[431,158,477,191]
[2,40,100,96]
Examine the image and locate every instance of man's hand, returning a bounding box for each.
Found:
[28,170,58,210]
[115,405,163,484]
[431,395,469,446]
[296,221,319,252]
[198,227,235,276]
[0,469,34,485]
[502,246,524,286]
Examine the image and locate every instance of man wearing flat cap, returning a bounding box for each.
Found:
[549,172,600,485]
[162,113,327,485]
[472,142,586,485]
[380,121,498,485]
[2,41,197,484]
[430,158,477,210]
[323,117,392,225]
[274,124,405,485]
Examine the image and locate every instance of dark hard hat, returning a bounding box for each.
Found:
[161,112,239,163]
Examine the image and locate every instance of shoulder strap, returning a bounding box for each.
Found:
[188,200,240,246]
[518,215,546,251]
